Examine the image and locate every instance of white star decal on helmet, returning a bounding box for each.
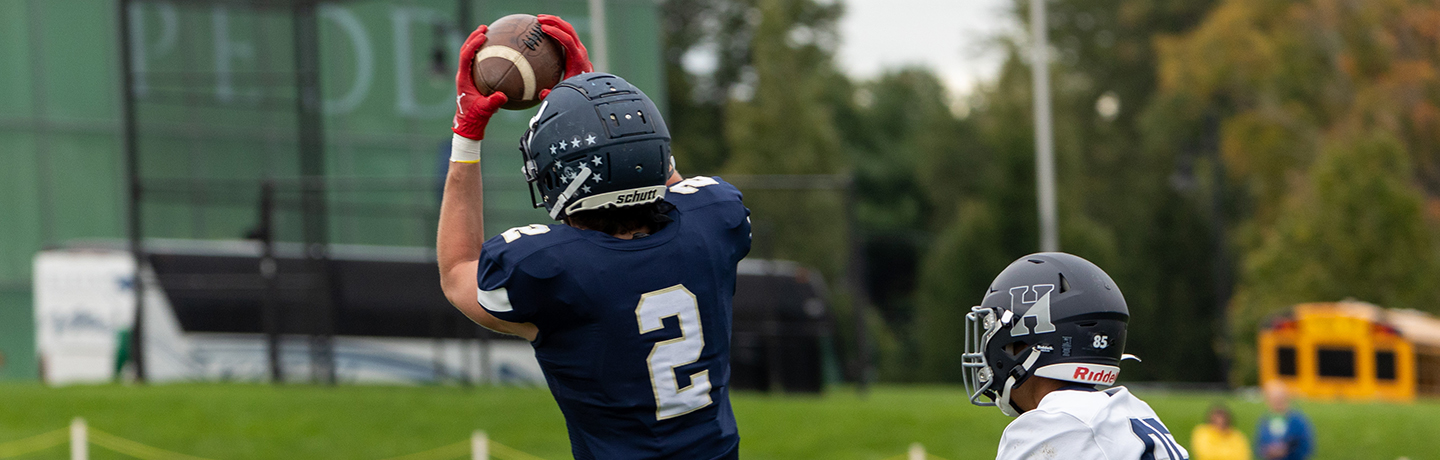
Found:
[591,156,603,166]
[585,134,597,145]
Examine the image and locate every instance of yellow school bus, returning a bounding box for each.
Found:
[1258,301,1440,401]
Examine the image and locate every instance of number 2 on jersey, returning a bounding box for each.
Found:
[636,285,712,420]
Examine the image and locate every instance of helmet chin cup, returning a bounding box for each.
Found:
[997,375,1021,417]
[996,348,1042,417]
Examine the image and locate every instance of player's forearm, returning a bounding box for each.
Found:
[435,160,525,337]
[437,159,483,275]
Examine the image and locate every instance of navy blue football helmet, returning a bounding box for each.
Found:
[963,252,1138,416]
[517,73,673,220]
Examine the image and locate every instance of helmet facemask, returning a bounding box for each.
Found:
[963,305,1044,417]
[962,306,1002,408]
[518,100,549,210]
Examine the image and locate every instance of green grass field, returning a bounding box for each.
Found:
[1,384,1435,460]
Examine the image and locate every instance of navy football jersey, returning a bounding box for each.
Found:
[476,176,751,460]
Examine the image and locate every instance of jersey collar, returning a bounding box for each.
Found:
[573,206,682,250]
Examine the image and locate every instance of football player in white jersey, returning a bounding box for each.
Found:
[962,253,1190,460]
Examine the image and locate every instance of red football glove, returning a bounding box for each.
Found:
[536,14,594,100]
[453,25,509,141]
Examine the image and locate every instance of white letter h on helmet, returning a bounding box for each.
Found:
[1008,285,1057,337]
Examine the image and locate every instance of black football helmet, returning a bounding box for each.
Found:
[517,72,673,220]
[962,252,1138,416]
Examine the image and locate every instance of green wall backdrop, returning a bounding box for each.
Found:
[0,0,665,380]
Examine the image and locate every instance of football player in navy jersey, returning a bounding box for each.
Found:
[437,19,749,460]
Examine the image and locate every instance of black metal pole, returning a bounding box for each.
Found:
[756,225,784,392]
[293,0,335,385]
[431,311,446,383]
[456,317,472,387]
[117,0,146,384]
[457,0,473,32]
[844,178,872,395]
[258,180,283,383]
[479,326,491,385]
[1204,112,1235,387]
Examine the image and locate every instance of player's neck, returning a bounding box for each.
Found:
[566,222,654,239]
[611,226,652,239]
[1012,376,1068,413]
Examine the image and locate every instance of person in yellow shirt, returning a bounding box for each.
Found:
[1192,404,1252,460]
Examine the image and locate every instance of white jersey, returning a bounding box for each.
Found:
[996,386,1189,460]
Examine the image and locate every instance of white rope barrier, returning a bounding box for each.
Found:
[0,421,541,460]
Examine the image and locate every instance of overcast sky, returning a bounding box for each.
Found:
[835,0,1015,98]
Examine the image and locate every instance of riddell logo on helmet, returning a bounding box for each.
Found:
[1072,366,1117,385]
[616,189,658,204]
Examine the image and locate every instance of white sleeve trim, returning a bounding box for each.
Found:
[477,286,513,312]
[451,134,482,163]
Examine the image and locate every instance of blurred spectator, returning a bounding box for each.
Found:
[1191,404,1251,460]
[1255,382,1314,460]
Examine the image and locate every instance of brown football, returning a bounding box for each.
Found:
[473,14,566,111]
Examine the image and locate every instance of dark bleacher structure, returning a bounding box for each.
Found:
[100,240,835,392]
[730,259,835,394]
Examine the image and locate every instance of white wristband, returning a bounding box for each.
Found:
[451,134,482,163]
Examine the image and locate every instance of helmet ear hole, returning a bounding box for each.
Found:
[1002,342,1026,358]
[542,170,557,190]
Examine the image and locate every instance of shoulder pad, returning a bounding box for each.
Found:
[485,223,574,247]
[665,176,743,211]
[480,224,577,279]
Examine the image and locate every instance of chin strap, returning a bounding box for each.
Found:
[997,347,1044,417]
[549,166,593,220]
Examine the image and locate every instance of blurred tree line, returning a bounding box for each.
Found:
[658,0,1440,385]
[1149,0,1440,384]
